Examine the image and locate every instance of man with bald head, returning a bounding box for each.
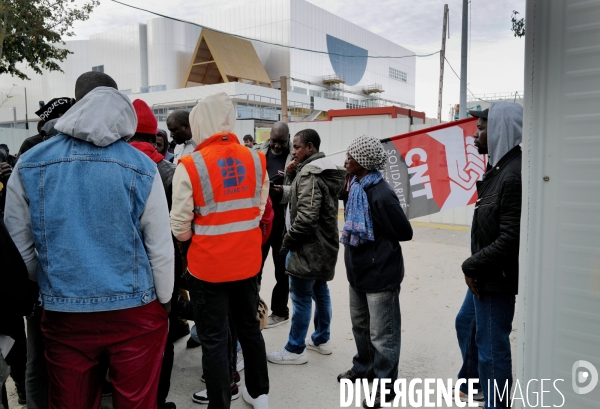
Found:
[255,121,293,328]
[167,110,196,165]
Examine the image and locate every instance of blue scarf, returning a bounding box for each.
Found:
[340,171,382,247]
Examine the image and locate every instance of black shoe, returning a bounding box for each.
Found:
[159,403,177,409]
[338,369,360,382]
[338,369,375,382]
[187,336,201,348]
[363,394,382,409]
[102,379,113,397]
[17,388,26,405]
[192,383,239,404]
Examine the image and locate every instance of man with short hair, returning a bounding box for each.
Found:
[4,71,174,409]
[255,122,293,327]
[267,129,345,365]
[243,134,255,148]
[167,110,196,165]
[455,103,522,409]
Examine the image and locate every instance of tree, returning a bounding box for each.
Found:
[0,0,99,80]
[511,10,525,38]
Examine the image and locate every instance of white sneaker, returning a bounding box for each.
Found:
[306,338,333,355]
[266,348,308,365]
[265,314,289,328]
[242,387,269,409]
[236,349,245,372]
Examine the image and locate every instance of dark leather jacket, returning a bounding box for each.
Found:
[462,146,522,294]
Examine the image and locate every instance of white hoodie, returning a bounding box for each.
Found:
[170,92,269,241]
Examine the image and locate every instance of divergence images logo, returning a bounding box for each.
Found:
[572,360,598,395]
[218,157,246,188]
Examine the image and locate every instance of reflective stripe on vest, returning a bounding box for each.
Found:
[190,148,263,216]
[193,215,262,236]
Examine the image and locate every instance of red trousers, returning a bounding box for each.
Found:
[41,301,168,409]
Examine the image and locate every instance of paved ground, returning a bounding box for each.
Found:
[5,223,518,408]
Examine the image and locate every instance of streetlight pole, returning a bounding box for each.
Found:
[437,4,449,123]
[24,87,29,129]
[458,0,468,119]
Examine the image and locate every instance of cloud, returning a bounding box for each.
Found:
[71,0,526,118]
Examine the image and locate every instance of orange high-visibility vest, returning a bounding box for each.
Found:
[179,133,266,283]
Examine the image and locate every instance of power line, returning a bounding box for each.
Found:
[111,0,441,60]
[444,56,490,103]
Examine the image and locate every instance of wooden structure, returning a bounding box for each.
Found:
[183,28,273,88]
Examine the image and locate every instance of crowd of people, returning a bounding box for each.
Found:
[0,70,523,409]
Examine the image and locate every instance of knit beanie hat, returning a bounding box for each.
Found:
[133,99,158,135]
[347,135,387,170]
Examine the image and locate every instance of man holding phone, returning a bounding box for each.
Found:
[254,122,294,328]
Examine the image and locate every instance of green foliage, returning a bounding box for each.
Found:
[0,0,99,80]
[511,10,525,38]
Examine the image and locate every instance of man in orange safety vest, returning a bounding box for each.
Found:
[170,92,270,409]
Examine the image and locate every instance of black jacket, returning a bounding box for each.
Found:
[462,146,522,294]
[344,178,413,293]
[157,159,176,210]
[0,218,34,324]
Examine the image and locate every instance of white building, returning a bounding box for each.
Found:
[0,0,416,128]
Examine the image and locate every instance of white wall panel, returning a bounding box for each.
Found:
[0,128,38,153]
[89,23,147,92]
[517,1,600,408]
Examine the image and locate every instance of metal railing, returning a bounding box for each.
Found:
[152,94,313,123]
[152,99,200,122]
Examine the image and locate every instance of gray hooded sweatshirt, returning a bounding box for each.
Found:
[4,87,174,304]
[487,102,523,166]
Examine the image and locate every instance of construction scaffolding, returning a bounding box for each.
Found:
[322,74,345,101]
[362,83,384,108]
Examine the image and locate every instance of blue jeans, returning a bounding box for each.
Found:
[285,275,332,354]
[349,285,401,382]
[455,290,515,409]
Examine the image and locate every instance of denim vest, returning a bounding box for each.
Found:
[18,134,158,312]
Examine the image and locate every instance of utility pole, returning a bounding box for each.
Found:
[24,87,29,129]
[437,4,449,123]
[458,0,468,119]
[280,76,288,123]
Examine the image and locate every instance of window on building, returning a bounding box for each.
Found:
[290,86,307,95]
[389,67,407,83]
[92,65,104,73]
[309,90,322,98]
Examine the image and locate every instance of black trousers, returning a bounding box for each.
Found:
[4,317,26,397]
[186,273,269,409]
[157,240,186,406]
[258,213,289,318]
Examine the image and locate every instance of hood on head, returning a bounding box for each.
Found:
[54,87,137,147]
[487,102,523,166]
[190,92,236,145]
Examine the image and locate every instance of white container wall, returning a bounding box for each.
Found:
[0,128,38,153]
[517,1,600,408]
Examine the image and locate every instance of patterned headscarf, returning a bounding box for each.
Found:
[347,135,387,170]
